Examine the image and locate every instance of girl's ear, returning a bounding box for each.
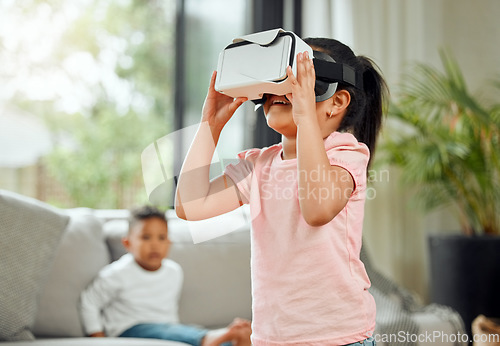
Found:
[331,90,351,115]
[327,89,351,119]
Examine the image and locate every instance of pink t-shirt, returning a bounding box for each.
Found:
[225,131,375,345]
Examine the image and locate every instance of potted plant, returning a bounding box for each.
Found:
[381,50,500,338]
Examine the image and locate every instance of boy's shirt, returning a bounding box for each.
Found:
[80,253,183,337]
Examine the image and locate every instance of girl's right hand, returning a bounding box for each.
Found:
[201,71,247,133]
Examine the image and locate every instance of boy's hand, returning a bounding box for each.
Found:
[89,332,106,337]
[285,51,317,126]
[201,71,247,134]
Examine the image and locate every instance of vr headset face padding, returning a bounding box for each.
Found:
[312,51,339,102]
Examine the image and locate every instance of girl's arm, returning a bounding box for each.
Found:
[287,52,354,226]
[296,121,353,226]
[175,71,247,221]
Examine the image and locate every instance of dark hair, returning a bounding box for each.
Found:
[128,205,167,233]
[304,37,389,167]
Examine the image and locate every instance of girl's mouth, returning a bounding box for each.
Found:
[269,96,291,106]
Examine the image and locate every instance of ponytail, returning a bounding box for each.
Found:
[304,38,389,168]
[353,56,388,167]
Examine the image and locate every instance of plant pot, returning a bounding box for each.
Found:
[429,234,500,339]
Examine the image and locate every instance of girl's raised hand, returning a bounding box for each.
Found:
[202,71,247,133]
[285,51,317,126]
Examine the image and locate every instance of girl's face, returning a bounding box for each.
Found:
[262,94,337,139]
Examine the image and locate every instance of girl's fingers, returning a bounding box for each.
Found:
[296,52,306,77]
[286,66,298,85]
[228,97,248,115]
[293,51,315,85]
[209,70,216,88]
[302,51,315,80]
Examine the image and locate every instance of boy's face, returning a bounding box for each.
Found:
[122,217,171,271]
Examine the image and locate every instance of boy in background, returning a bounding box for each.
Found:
[80,205,251,346]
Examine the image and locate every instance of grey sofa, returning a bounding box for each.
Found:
[0,189,467,346]
[0,190,251,345]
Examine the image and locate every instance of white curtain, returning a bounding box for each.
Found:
[303,0,446,85]
[302,0,500,301]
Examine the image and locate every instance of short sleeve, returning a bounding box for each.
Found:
[325,132,370,194]
[224,148,261,203]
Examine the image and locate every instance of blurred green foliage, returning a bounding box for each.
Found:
[381,50,500,235]
[7,0,176,208]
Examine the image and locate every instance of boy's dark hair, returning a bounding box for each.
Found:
[128,205,167,232]
[304,37,389,168]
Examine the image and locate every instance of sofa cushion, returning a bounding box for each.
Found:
[103,218,130,261]
[170,223,252,329]
[0,190,69,341]
[103,212,252,329]
[0,337,187,346]
[33,209,111,337]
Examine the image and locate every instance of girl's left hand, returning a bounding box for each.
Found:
[285,51,317,126]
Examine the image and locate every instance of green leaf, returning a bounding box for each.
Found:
[381,49,500,235]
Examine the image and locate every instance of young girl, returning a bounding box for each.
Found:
[175,37,388,346]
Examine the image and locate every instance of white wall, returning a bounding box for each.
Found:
[440,0,500,99]
[302,0,500,301]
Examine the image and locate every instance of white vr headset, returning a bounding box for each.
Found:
[215,28,362,104]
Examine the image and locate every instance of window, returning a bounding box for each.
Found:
[176,0,250,161]
[0,0,299,209]
[0,0,176,208]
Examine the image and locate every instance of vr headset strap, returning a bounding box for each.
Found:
[313,59,363,90]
